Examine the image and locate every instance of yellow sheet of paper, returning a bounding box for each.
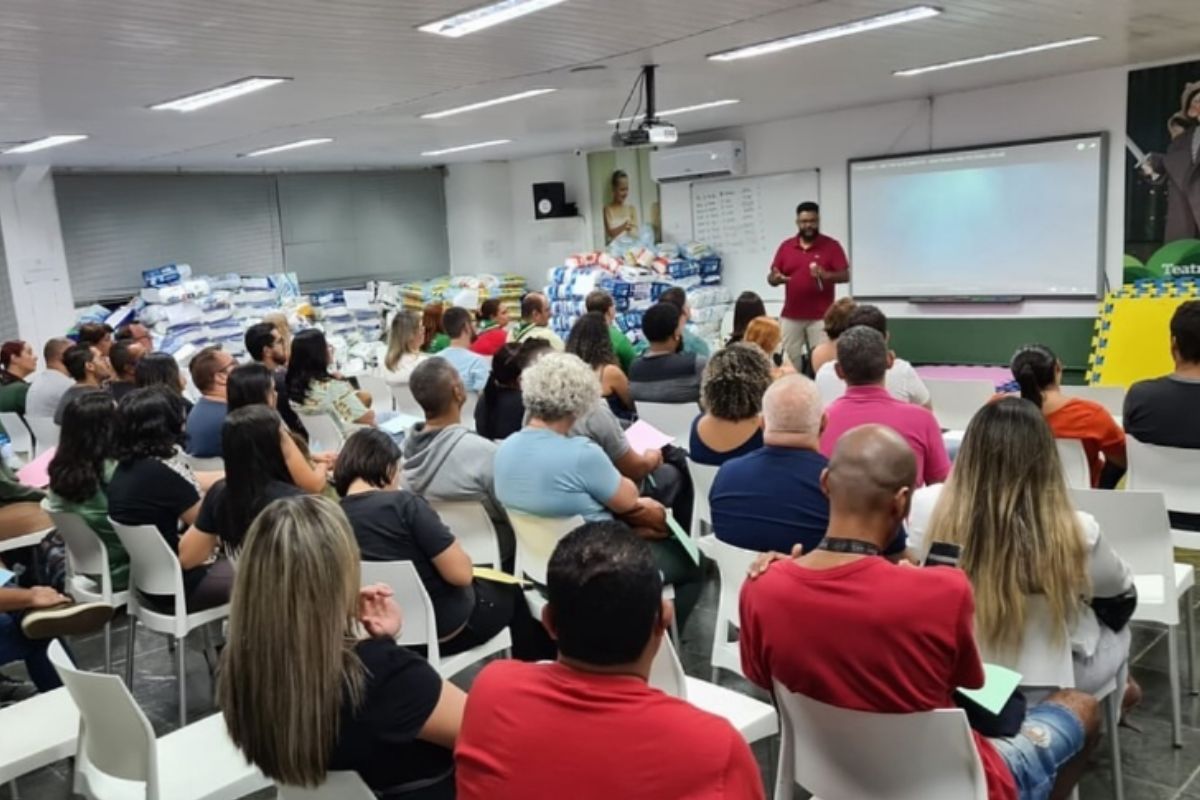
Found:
[472,567,530,587]
[958,664,1023,715]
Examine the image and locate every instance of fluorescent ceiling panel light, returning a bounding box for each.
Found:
[421,88,556,120]
[894,35,1101,76]
[709,5,941,62]
[3,134,88,154]
[608,99,740,125]
[419,0,567,38]
[422,139,512,157]
[151,77,291,112]
[241,138,333,158]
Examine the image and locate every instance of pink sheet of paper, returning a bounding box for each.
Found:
[16,447,55,489]
[624,420,674,454]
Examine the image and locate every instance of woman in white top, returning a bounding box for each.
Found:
[603,170,639,244]
[379,310,428,388]
[914,397,1136,702]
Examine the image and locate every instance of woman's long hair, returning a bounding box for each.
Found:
[135,352,184,395]
[113,387,186,462]
[227,363,276,412]
[49,392,117,503]
[286,329,333,405]
[925,397,1090,654]
[1010,344,1058,408]
[565,312,617,369]
[385,310,423,372]
[728,291,767,345]
[220,406,295,541]
[218,495,364,787]
[421,304,444,352]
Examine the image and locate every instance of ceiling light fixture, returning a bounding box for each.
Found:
[894,35,1101,76]
[709,5,941,62]
[3,134,89,154]
[608,98,740,125]
[419,0,568,38]
[421,88,557,120]
[151,77,292,112]
[241,138,334,158]
[422,139,512,157]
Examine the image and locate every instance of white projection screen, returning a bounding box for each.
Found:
[849,133,1106,300]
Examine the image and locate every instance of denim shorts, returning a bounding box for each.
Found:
[989,702,1087,800]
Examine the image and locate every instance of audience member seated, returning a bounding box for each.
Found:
[25,338,73,419]
[512,291,564,351]
[455,521,763,800]
[46,392,128,591]
[402,358,514,569]
[135,351,193,416]
[179,406,305,568]
[107,387,231,611]
[1,581,112,695]
[659,287,712,357]
[227,364,331,493]
[379,310,428,388]
[916,398,1137,702]
[218,494,464,798]
[494,353,702,631]
[287,328,376,428]
[76,322,114,357]
[114,321,154,351]
[585,289,636,373]
[423,303,450,354]
[808,297,856,374]
[629,303,707,404]
[819,326,950,487]
[106,339,145,403]
[567,311,634,419]
[814,304,931,407]
[1011,344,1125,488]
[743,317,796,380]
[436,307,490,393]
[0,339,37,415]
[725,291,766,347]
[244,321,306,439]
[475,340,550,441]
[54,344,111,425]
[338,429,552,661]
[185,345,235,458]
[470,298,511,357]
[740,424,1100,800]
[689,343,770,466]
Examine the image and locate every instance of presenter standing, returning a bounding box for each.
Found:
[768,201,849,369]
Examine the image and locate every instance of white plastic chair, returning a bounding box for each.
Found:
[1071,488,1195,748]
[634,401,695,447]
[356,373,395,413]
[427,499,500,567]
[924,378,995,431]
[1127,437,1200,549]
[648,635,777,745]
[108,519,229,726]
[695,536,758,682]
[461,392,480,432]
[0,411,33,459]
[688,459,719,539]
[44,506,130,674]
[0,688,79,798]
[359,560,511,679]
[1055,439,1091,489]
[25,416,59,458]
[47,641,270,800]
[0,526,53,554]
[277,771,375,799]
[183,455,224,473]
[772,683,988,800]
[1062,385,1126,418]
[389,384,426,419]
[299,412,346,454]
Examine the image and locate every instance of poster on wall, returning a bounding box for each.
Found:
[1124,59,1200,283]
[587,148,661,250]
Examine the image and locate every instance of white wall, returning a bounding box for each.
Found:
[508,152,593,289]
[445,161,515,276]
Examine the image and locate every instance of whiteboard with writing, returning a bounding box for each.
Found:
[690,170,820,302]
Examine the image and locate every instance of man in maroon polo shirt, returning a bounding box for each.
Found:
[768,201,850,370]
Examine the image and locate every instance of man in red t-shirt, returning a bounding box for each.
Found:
[768,201,849,370]
[739,425,1099,800]
[455,521,763,800]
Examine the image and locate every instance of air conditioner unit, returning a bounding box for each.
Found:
[650,140,746,183]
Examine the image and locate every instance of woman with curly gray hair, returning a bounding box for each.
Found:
[689,343,773,466]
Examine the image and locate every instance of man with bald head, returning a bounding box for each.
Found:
[513,291,564,351]
[741,424,1099,800]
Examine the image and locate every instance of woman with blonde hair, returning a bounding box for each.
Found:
[218,494,464,797]
[918,397,1136,699]
[743,317,795,380]
[381,310,428,388]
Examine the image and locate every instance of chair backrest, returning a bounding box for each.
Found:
[108,518,186,599]
[184,454,225,473]
[705,536,758,630]
[1071,488,1178,626]
[647,634,687,700]
[0,411,33,457]
[25,416,60,457]
[427,499,500,567]
[47,640,157,787]
[924,379,995,431]
[278,771,376,799]
[1061,384,1125,418]
[977,595,1074,691]
[300,413,346,454]
[461,392,480,430]
[358,561,439,661]
[816,374,846,406]
[634,402,694,447]
[356,374,395,413]
[390,384,426,419]
[688,460,719,538]
[1127,437,1200,515]
[774,683,988,800]
[1055,439,1091,489]
[44,506,112,594]
[507,509,584,585]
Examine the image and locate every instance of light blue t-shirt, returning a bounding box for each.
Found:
[436,348,490,393]
[494,428,622,522]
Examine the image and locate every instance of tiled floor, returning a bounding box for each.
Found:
[7,572,1200,799]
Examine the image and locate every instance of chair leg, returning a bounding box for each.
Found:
[102,620,112,675]
[8,779,19,800]
[1187,591,1197,695]
[124,616,137,689]
[1168,625,1184,748]
[669,615,681,646]
[1104,691,1124,800]
[176,635,187,728]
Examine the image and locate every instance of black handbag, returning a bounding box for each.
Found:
[954,687,1027,738]
[1091,584,1138,632]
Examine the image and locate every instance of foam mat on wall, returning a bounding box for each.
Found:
[1086,280,1200,386]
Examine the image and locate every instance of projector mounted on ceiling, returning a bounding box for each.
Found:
[611,65,678,149]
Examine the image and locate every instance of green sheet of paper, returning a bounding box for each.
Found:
[666,513,701,566]
[958,664,1023,715]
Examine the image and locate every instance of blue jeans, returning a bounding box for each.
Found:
[989,701,1087,800]
[0,610,60,692]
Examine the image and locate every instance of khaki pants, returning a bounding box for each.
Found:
[781,317,827,371]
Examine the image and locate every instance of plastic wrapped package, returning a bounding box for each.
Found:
[240,275,271,290]
[142,263,192,289]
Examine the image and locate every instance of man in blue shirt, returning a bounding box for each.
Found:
[185,345,235,458]
[436,307,490,393]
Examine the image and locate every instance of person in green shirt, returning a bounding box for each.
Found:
[659,287,712,358]
[422,303,451,354]
[585,290,637,374]
[0,341,38,441]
